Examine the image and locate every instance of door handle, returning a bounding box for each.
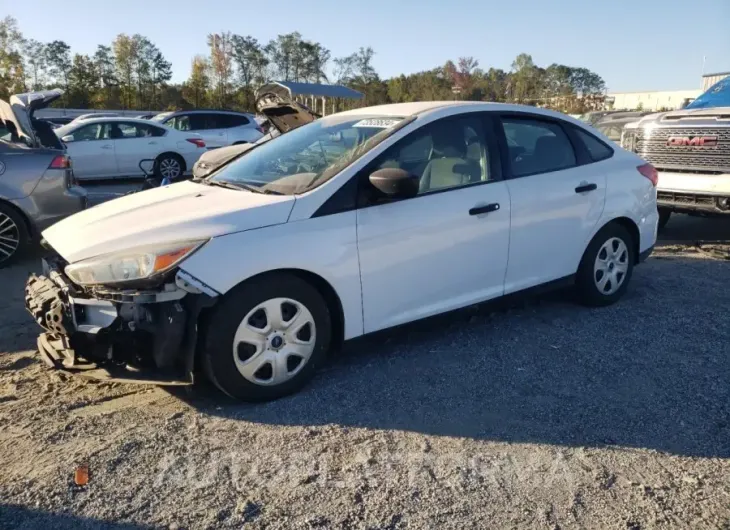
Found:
[147,141,157,145]
[575,183,597,193]
[100,144,113,150]
[469,203,500,216]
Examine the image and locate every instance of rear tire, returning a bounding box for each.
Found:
[154,153,184,181]
[0,202,29,268]
[576,223,635,307]
[203,273,332,402]
[658,208,671,232]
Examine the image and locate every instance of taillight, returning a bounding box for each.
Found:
[187,138,206,148]
[637,163,658,187]
[255,125,265,134]
[49,155,71,169]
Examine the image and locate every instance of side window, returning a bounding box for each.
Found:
[168,115,191,131]
[73,123,111,141]
[370,115,490,195]
[188,114,207,131]
[501,117,577,177]
[223,114,250,127]
[202,113,223,130]
[574,127,614,161]
[116,122,138,138]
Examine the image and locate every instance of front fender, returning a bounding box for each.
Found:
[179,211,364,339]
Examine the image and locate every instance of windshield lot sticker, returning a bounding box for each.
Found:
[353,118,402,128]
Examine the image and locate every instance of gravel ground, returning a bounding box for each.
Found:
[1,215,729,529]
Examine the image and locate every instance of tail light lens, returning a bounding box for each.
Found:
[637,163,658,187]
[49,155,71,169]
[255,125,265,134]
[187,138,206,148]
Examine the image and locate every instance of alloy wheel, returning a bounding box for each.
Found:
[159,158,181,179]
[593,237,629,295]
[0,212,20,263]
[232,297,316,386]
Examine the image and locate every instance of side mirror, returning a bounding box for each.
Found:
[61,134,75,143]
[368,168,419,199]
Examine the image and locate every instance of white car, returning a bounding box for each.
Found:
[55,117,207,181]
[68,112,120,124]
[150,110,264,149]
[27,101,658,401]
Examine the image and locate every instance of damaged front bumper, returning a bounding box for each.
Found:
[24,257,218,385]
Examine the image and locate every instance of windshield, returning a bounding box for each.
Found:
[209,115,406,194]
[151,112,173,123]
[686,77,730,109]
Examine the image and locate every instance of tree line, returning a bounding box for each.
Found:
[1,16,606,114]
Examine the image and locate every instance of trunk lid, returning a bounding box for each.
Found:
[255,85,318,134]
[0,89,63,148]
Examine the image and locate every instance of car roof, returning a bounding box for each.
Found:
[68,117,167,125]
[336,101,588,125]
[161,109,254,116]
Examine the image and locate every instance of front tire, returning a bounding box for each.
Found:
[576,223,635,307]
[203,273,332,401]
[0,203,29,268]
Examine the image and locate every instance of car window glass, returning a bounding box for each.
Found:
[201,114,222,129]
[501,117,576,176]
[73,123,112,141]
[170,115,191,131]
[372,115,489,194]
[574,127,614,160]
[222,114,250,127]
[188,115,206,130]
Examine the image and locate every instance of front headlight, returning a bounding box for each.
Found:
[65,240,206,286]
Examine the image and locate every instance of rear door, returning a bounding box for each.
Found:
[498,114,607,294]
[64,122,118,180]
[198,113,228,148]
[111,121,167,176]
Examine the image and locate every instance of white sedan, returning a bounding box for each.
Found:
[31,101,658,401]
[55,117,207,181]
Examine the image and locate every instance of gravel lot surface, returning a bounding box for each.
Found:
[1,214,729,529]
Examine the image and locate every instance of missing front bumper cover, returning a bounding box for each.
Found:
[25,267,217,386]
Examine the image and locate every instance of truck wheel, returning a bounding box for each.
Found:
[203,273,332,402]
[0,202,29,268]
[658,208,671,232]
[576,223,635,307]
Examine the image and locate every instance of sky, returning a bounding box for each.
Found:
[5,0,730,93]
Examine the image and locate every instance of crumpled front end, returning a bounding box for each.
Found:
[25,253,218,385]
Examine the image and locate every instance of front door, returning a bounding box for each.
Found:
[65,122,118,180]
[498,115,607,293]
[356,113,511,333]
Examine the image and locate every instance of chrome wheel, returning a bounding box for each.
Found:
[0,212,20,263]
[594,237,629,295]
[159,157,181,179]
[232,297,316,386]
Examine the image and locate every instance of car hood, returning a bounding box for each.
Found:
[42,180,296,263]
[255,86,318,134]
[192,142,257,179]
[625,106,730,128]
[0,89,63,147]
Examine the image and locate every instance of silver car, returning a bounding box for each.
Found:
[0,89,87,266]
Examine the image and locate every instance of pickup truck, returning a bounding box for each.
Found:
[622,77,730,229]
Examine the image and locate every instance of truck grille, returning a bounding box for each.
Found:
[636,128,730,174]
